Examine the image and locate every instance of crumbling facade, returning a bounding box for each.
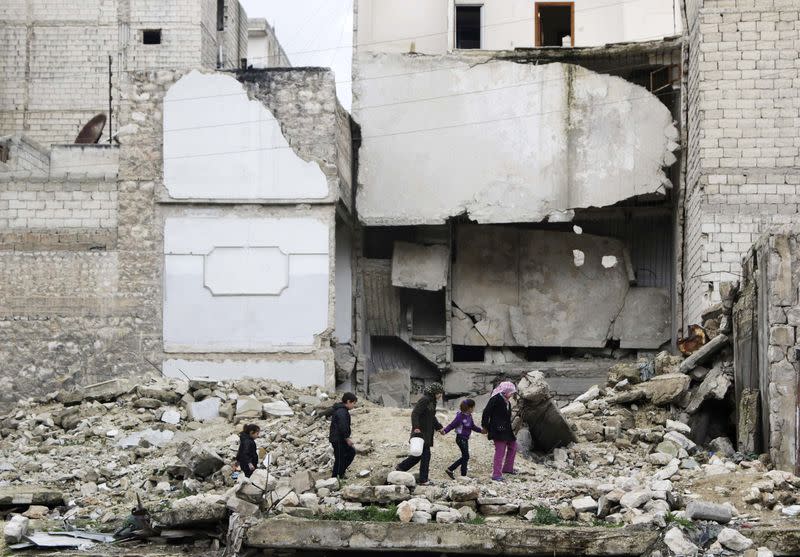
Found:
[734,228,800,472]
[351,0,684,405]
[0,0,249,145]
[0,0,355,398]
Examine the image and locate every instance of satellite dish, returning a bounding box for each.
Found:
[75,114,107,144]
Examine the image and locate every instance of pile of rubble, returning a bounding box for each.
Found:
[0,323,796,556]
[0,376,351,549]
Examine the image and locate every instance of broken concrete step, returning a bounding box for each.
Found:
[0,486,64,509]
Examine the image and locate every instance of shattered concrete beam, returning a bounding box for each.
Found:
[678,334,729,374]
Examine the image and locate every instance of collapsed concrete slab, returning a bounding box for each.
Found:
[452,227,632,348]
[355,54,677,226]
[391,241,449,291]
[613,288,671,349]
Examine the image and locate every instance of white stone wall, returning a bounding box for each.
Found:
[683,0,800,325]
[356,0,680,52]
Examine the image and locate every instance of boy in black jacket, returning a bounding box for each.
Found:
[329,392,357,479]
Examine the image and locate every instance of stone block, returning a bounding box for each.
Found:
[186,397,221,422]
[155,494,227,527]
[640,373,691,406]
[177,442,225,479]
[235,396,263,422]
[717,528,753,551]
[262,400,293,417]
[448,485,480,502]
[686,500,732,523]
[571,496,597,513]
[769,325,794,347]
[387,471,415,487]
[4,515,29,544]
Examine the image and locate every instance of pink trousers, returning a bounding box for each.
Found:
[492,440,517,479]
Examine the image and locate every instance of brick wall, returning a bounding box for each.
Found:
[0,180,117,229]
[683,0,800,325]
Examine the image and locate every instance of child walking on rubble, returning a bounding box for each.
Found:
[442,398,484,479]
[236,423,260,478]
[395,383,446,485]
[328,392,358,479]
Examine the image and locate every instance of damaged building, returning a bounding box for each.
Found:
[350,0,684,406]
[1,1,354,397]
[2,0,800,477]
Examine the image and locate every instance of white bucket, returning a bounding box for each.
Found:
[409,436,424,457]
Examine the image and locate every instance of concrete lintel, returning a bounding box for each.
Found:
[245,519,659,555]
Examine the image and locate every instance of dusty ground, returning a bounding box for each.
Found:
[348,406,510,480]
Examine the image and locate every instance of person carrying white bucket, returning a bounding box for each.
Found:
[395,383,445,486]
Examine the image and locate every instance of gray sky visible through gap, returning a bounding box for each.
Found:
[240,0,354,110]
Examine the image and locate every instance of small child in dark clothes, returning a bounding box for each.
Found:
[236,424,260,477]
[442,399,484,478]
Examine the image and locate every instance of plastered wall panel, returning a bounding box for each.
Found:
[163,71,328,200]
[163,216,329,352]
[163,359,327,387]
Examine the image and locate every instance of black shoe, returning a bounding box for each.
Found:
[445,469,455,480]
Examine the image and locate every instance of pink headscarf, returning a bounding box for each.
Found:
[491,381,517,398]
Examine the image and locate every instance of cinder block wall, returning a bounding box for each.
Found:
[683,0,800,326]
[0,0,249,146]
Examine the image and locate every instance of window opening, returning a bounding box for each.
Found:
[142,29,161,45]
[535,2,574,47]
[217,0,225,31]
[455,6,481,49]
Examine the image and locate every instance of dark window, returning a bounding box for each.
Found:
[0,144,8,163]
[455,6,481,49]
[535,2,574,47]
[217,0,225,31]
[142,29,161,45]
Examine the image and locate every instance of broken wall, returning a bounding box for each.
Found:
[158,69,353,389]
[734,228,800,473]
[452,225,671,349]
[353,53,678,225]
[683,0,800,326]
[0,66,352,399]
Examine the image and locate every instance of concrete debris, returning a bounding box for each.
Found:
[4,515,30,544]
[685,364,731,414]
[0,370,794,555]
[177,442,225,478]
[517,371,576,451]
[685,500,732,524]
[187,397,222,422]
[664,527,699,556]
[639,373,691,406]
[678,333,729,373]
[717,527,754,551]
